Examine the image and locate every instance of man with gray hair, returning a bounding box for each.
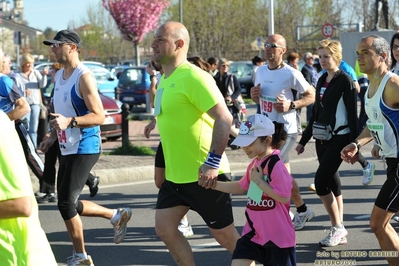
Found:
[341,34,399,265]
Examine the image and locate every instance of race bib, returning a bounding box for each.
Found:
[57,128,81,154]
[367,122,384,147]
[260,95,277,120]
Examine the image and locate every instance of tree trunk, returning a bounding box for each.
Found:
[134,42,140,66]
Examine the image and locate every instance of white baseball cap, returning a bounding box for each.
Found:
[231,114,275,147]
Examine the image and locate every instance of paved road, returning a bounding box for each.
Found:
[39,157,395,266]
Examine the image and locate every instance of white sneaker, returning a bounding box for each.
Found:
[362,162,375,186]
[178,220,194,238]
[319,226,348,247]
[293,208,315,230]
[66,251,94,266]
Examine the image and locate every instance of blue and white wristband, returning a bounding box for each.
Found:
[204,152,222,169]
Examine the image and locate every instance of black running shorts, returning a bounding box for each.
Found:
[156,173,234,229]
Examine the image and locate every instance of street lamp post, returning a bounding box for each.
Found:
[179,0,183,23]
[269,0,274,35]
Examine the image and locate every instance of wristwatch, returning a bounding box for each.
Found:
[290,101,296,110]
[71,117,78,128]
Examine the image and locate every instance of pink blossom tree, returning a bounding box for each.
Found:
[102,0,170,65]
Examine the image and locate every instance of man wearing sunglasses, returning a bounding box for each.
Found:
[251,34,316,231]
[40,30,132,266]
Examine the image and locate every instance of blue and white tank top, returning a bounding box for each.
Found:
[53,63,101,155]
[365,71,399,158]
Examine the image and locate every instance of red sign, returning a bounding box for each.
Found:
[321,23,334,38]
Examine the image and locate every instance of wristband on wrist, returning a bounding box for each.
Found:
[352,139,361,150]
[204,152,222,169]
[150,75,156,80]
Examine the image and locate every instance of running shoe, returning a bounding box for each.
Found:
[66,251,94,266]
[319,226,348,247]
[112,207,132,244]
[37,193,57,204]
[362,162,375,186]
[178,221,194,238]
[293,208,315,230]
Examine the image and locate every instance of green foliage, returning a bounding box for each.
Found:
[108,142,156,156]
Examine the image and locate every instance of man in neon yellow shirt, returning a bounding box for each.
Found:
[152,21,240,265]
[0,110,57,265]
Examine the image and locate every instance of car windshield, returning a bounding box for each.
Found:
[85,65,112,81]
[119,69,144,85]
[229,62,253,79]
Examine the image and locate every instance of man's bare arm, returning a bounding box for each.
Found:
[6,97,30,121]
[206,102,233,155]
[64,72,105,128]
[294,85,315,108]
[0,197,32,219]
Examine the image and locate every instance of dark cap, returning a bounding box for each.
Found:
[43,29,82,48]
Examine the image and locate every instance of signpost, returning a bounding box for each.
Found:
[321,22,334,38]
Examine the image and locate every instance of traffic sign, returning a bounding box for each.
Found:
[321,23,334,38]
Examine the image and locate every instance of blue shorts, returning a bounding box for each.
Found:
[156,174,234,229]
[232,237,296,265]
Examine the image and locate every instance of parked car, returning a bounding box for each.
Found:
[116,66,150,108]
[110,65,130,79]
[100,93,123,141]
[83,63,118,99]
[41,76,122,141]
[229,61,254,97]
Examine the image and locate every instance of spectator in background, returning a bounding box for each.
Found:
[301,52,318,123]
[251,55,265,84]
[214,58,244,148]
[286,52,300,70]
[0,110,57,266]
[18,53,48,148]
[207,56,218,76]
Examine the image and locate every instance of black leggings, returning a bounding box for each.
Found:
[314,135,349,196]
[57,153,100,220]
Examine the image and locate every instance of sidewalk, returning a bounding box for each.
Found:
[30,117,320,191]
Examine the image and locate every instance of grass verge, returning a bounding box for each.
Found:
[106,142,156,156]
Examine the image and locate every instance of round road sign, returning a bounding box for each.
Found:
[321,23,334,38]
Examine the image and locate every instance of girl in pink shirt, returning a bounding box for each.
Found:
[213,114,296,266]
